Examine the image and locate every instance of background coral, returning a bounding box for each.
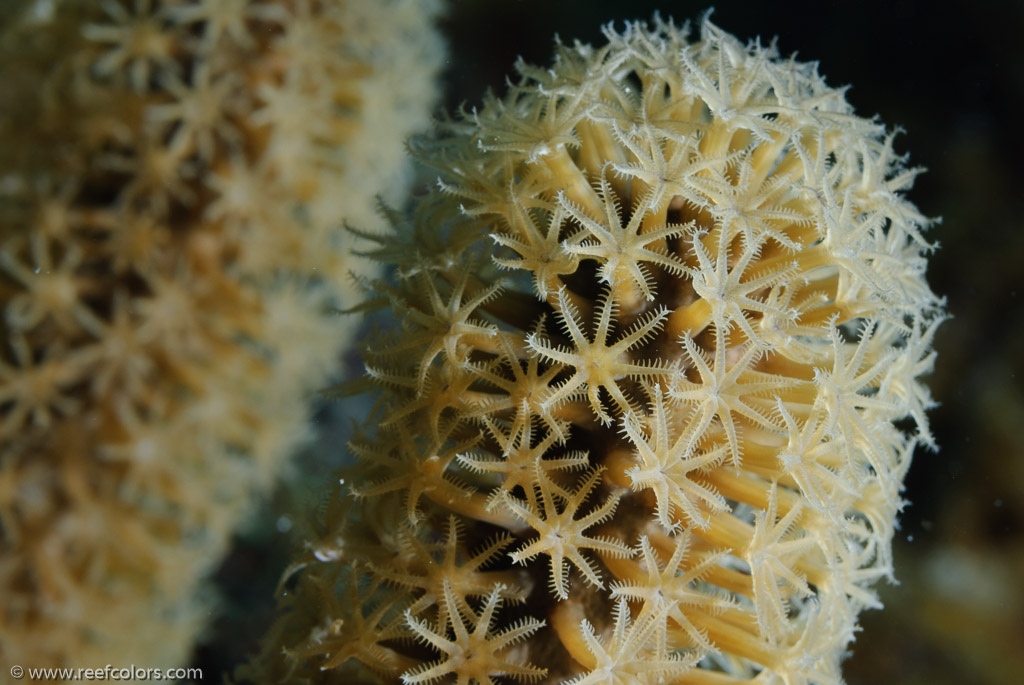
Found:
[0,0,442,669]
[250,15,943,684]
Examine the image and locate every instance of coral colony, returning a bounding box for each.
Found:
[0,0,441,669]
[251,15,945,685]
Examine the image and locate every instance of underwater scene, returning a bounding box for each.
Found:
[0,1,1020,684]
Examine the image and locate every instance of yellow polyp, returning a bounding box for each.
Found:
[674,669,749,685]
[640,204,671,249]
[600,553,645,584]
[462,331,504,357]
[425,489,525,531]
[551,400,598,428]
[672,613,775,670]
[602,447,636,488]
[577,119,628,181]
[747,132,791,188]
[551,599,596,669]
[667,298,713,339]
[738,441,786,474]
[702,564,755,600]
[696,123,736,161]
[540,143,603,217]
[692,511,754,553]
[609,274,647,314]
[699,470,773,511]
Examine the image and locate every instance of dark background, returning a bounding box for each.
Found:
[202,2,1024,683]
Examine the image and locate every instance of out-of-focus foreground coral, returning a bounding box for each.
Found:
[249,16,945,684]
[0,0,442,668]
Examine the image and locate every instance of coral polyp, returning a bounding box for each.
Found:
[257,15,944,684]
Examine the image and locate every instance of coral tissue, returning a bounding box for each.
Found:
[0,0,441,669]
[257,15,944,685]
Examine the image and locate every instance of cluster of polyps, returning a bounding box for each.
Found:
[0,0,441,669]
[268,15,944,685]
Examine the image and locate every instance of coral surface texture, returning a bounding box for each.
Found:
[0,0,442,669]
[258,15,943,685]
